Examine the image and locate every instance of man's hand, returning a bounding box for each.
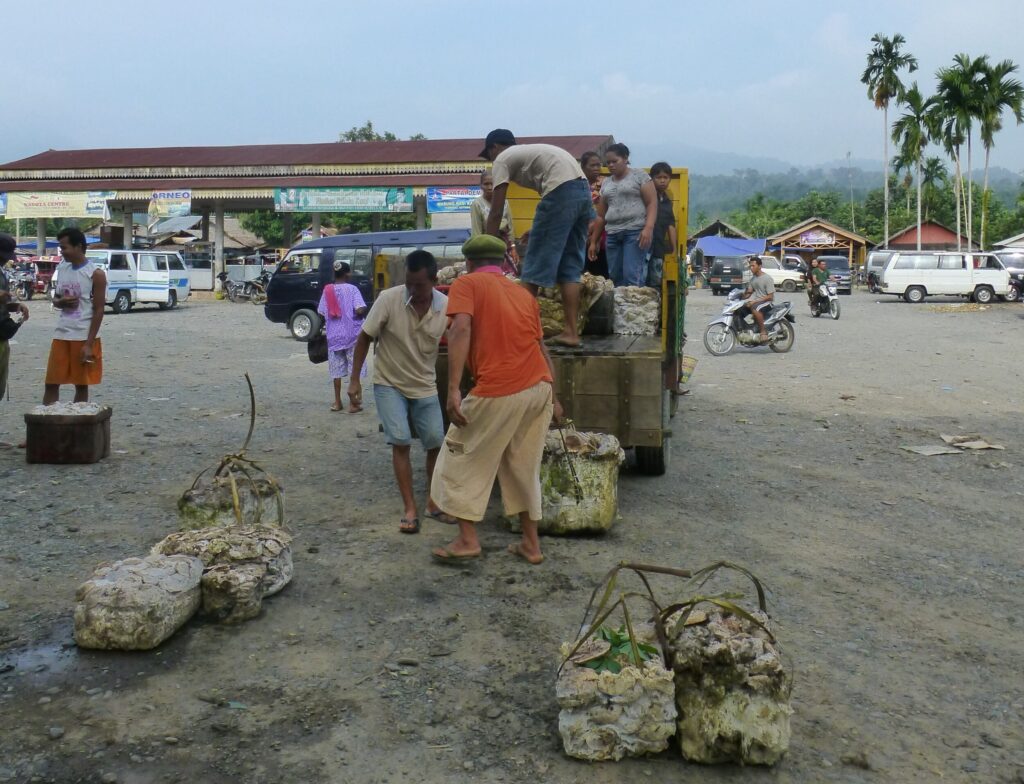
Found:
[17,303,29,321]
[447,388,468,427]
[638,226,653,250]
[552,398,565,424]
[80,343,96,366]
[347,378,362,408]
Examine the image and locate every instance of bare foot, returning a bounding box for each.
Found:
[547,332,581,348]
[346,404,362,413]
[508,542,544,565]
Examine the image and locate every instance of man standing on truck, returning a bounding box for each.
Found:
[348,251,448,535]
[43,228,106,404]
[738,255,774,343]
[430,234,562,566]
[479,129,594,348]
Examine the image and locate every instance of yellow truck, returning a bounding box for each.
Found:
[429,167,689,475]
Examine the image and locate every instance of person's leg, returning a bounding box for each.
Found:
[620,230,646,287]
[605,232,625,286]
[43,340,67,404]
[332,379,343,410]
[410,394,446,516]
[43,385,60,405]
[73,385,89,403]
[373,384,418,530]
[752,306,768,338]
[555,282,581,346]
[550,190,591,346]
[511,512,543,564]
[520,186,577,294]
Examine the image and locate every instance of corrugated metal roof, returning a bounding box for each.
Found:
[0,136,613,171]
[0,173,482,192]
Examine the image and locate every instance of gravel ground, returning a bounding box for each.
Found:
[0,289,1022,783]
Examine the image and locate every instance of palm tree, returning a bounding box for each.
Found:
[861,33,918,248]
[920,156,948,221]
[979,59,1024,248]
[892,83,932,250]
[891,151,914,212]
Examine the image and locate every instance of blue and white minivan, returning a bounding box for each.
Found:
[83,249,191,313]
[264,228,471,340]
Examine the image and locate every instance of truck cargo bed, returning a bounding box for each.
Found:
[547,334,661,358]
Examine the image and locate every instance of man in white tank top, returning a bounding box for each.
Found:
[43,228,107,404]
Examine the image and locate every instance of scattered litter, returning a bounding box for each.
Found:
[839,394,856,401]
[147,397,170,402]
[880,500,897,506]
[941,386,954,392]
[939,434,1004,450]
[985,461,1011,469]
[901,445,963,456]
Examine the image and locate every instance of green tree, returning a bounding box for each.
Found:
[920,156,948,222]
[861,32,918,248]
[929,66,970,250]
[891,83,932,249]
[978,58,1024,247]
[340,120,398,142]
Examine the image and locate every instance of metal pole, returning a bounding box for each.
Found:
[311,213,321,240]
[415,195,427,230]
[36,218,46,256]
[214,200,225,289]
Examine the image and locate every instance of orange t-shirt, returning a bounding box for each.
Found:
[446,269,553,398]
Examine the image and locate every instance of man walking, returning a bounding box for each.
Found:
[0,234,30,410]
[44,228,106,404]
[348,251,448,534]
[430,234,562,566]
[479,129,594,348]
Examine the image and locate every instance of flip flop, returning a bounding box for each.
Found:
[426,510,458,525]
[508,543,545,565]
[330,405,343,412]
[431,546,481,562]
[399,517,420,534]
[546,336,583,348]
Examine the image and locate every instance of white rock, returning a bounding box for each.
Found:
[613,286,660,335]
[200,562,267,623]
[73,555,203,650]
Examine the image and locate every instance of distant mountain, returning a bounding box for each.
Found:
[630,142,795,176]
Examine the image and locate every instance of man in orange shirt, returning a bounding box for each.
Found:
[431,234,562,565]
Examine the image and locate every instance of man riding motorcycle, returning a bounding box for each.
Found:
[737,256,774,343]
[809,258,830,308]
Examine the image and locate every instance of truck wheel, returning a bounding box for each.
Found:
[113,290,132,314]
[289,308,320,341]
[782,279,796,292]
[636,441,670,476]
[904,286,926,304]
[973,285,994,304]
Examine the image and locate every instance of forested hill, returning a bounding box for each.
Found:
[689,166,1023,227]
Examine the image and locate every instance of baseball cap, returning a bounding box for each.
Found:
[479,129,517,159]
[0,234,16,262]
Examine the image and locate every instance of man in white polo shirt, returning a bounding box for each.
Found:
[348,250,448,535]
[480,129,595,348]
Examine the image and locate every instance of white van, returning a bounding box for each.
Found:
[878,251,1010,304]
[82,249,191,313]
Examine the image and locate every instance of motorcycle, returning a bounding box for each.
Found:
[245,271,271,305]
[216,271,244,302]
[1007,276,1023,303]
[703,289,796,356]
[11,270,35,301]
[810,282,840,320]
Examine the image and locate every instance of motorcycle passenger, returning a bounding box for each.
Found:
[810,258,830,307]
[806,259,819,302]
[738,256,774,342]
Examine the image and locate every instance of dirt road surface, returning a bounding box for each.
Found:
[1,289,1022,783]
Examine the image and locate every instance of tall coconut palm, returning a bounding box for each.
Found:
[891,151,914,212]
[979,59,1024,248]
[920,156,948,222]
[892,83,932,250]
[861,33,918,248]
[927,97,966,250]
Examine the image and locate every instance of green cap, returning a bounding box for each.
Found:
[462,234,507,261]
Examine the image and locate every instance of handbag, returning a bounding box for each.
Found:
[307,331,328,364]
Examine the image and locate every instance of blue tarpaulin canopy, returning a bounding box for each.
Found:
[694,237,766,257]
[16,236,101,249]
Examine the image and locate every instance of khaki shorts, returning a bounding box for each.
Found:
[431,381,553,522]
[45,339,103,386]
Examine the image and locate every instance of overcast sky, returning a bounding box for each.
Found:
[3,0,1023,172]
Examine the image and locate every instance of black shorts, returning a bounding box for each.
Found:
[738,301,771,320]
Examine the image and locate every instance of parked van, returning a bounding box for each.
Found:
[758,255,804,291]
[264,228,472,340]
[878,251,1010,303]
[80,249,191,313]
[865,250,893,290]
[707,256,750,296]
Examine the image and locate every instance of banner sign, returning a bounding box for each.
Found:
[4,191,114,219]
[274,187,413,213]
[148,190,192,222]
[0,193,5,216]
[799,229,836,246]
[426,186,480,214]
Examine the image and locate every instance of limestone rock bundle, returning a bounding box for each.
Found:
[539,273,613,337]
[178,475,284,530]
[669,609,792,765]
[200,562,267,624]
[151,525,293,600]
[436,261,466,285]
[613,286,661,335]
[557,654,677,761]
[73,554,203,650]
[508,431,623,534]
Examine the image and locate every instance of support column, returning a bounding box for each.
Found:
[371,214,382,232]
[214,200,225,290]
[36,218,46,256]
[282,213,294,248]
[311,213,321,240]
[414,196,427,230]
[123,208,133,250]
[201,209,210,242]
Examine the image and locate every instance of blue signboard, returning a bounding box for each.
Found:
[426,186,480,214]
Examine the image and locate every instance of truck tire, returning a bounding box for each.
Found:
[636,442,669,476]
[289,308,320,341]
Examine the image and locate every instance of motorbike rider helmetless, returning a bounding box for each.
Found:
[739,256,775,342]
[809,258,830,309]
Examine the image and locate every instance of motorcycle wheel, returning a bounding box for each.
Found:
[810,304,821,317]
[829,299,840,320]
[703,323,736,356]
[250,290,267,305]
[19,284,33,301]
[769,321,795,353]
